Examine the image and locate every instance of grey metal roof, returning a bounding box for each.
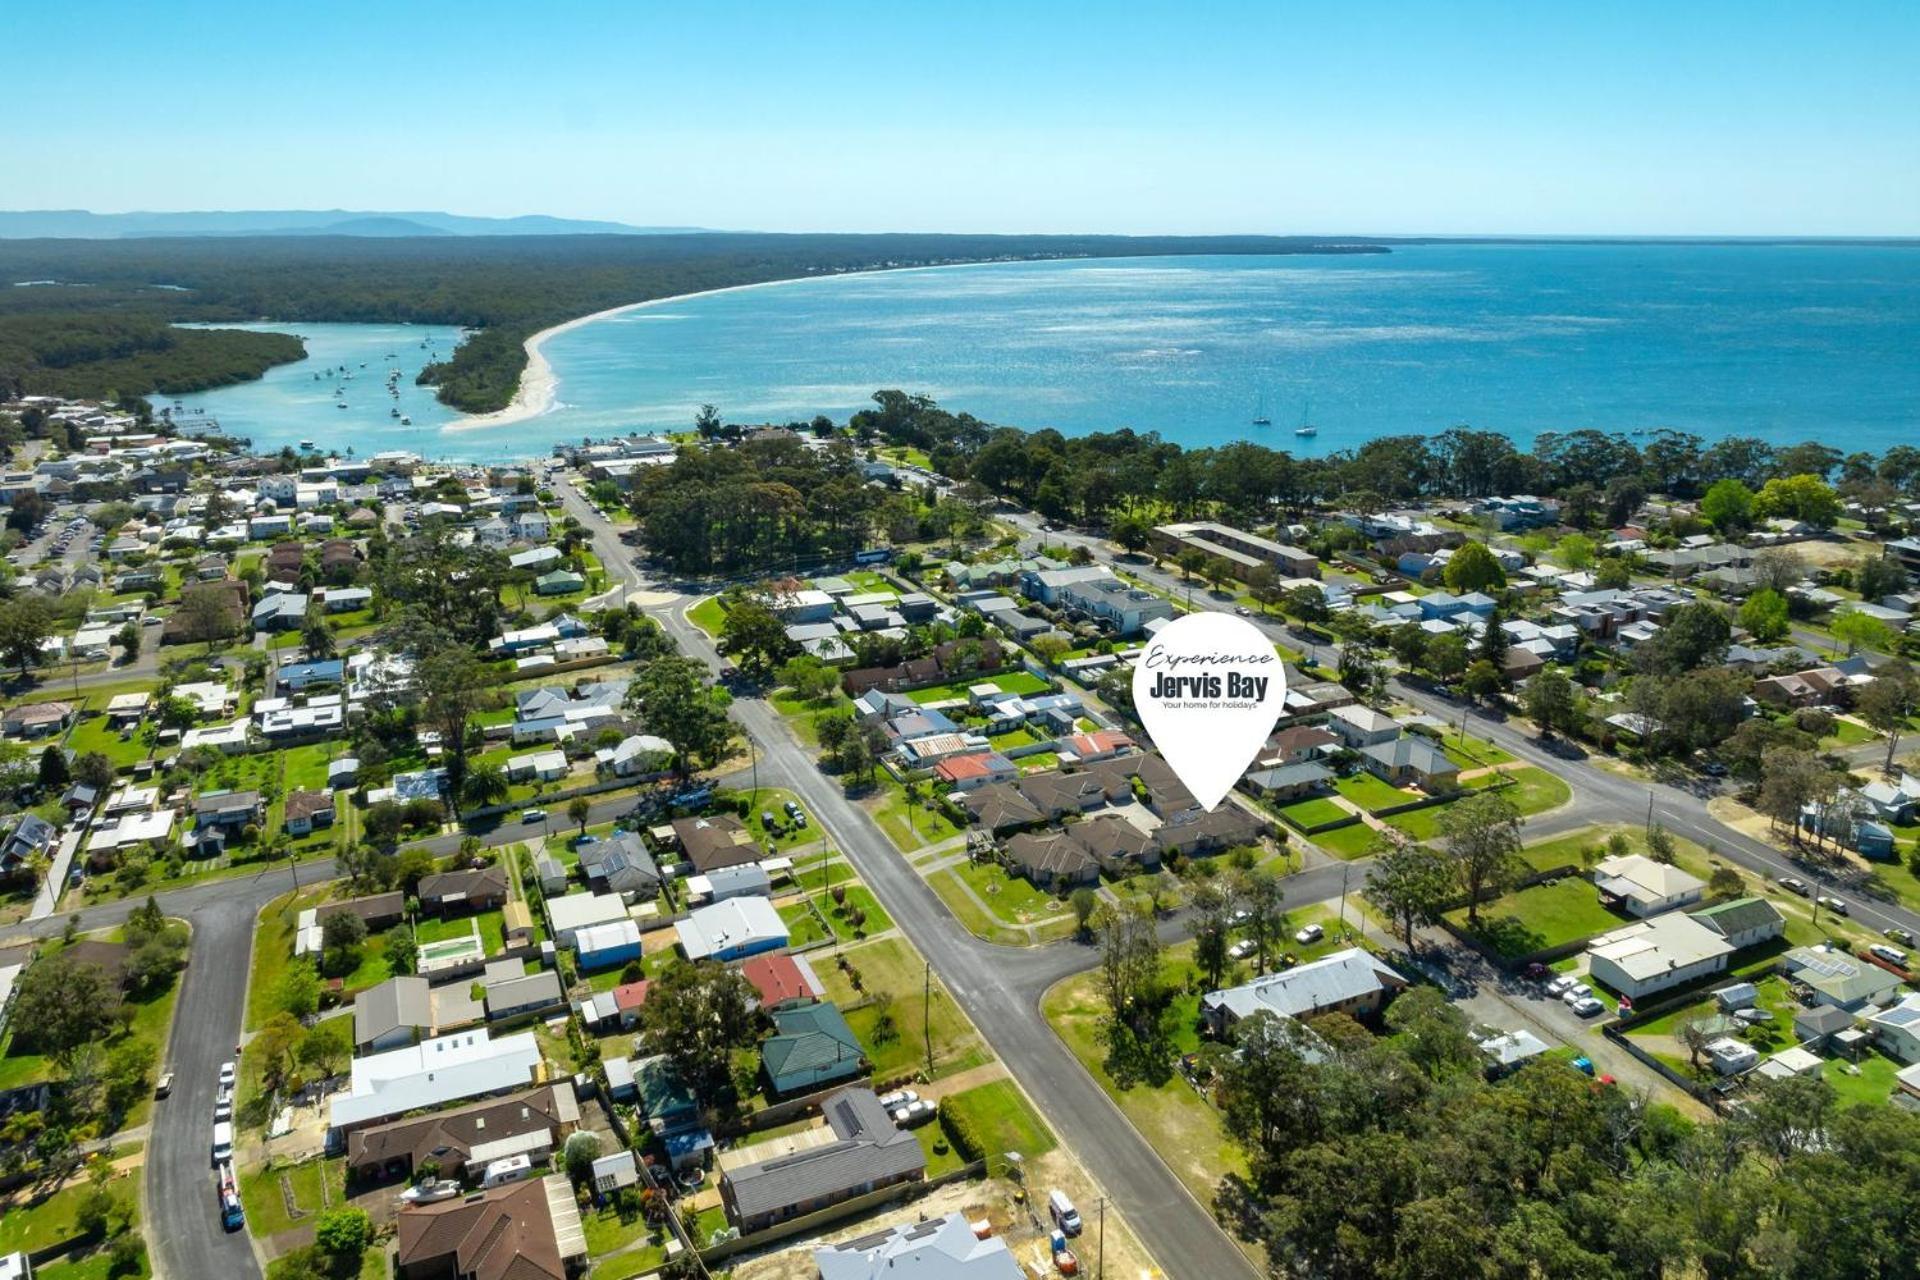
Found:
[355,976,432,1045]
[723,1088,924,1220]
[1204,948,1408,1023]
[816,1212,1025,1280]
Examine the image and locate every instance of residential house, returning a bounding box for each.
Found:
[1150,521,1319,580]
[741,954,825,1012]
[574,920,643,972]
[485,971,566,1022]
[1202,948,1410,1037]
[999,831,1099,891]
[345,1085,579,1182]
[762,1002,866,1095]
[0,813,58,876]
[394,1177,585,1280]
[417,866,510,917]
[594,734,673,777]
[721,1088,925,1233]
[354,977,436,1054]
[670,814,762,873]
[1689,897,1786,950]
[328,1030,545,1133]
[676,896,788,962]
[1585,914,1735,1000]
[283,790,336,836]
[1242,761,1334,802]
[1357,736,1461,792]
[933,751,1019,791]
[814,1212,1026,1280]
[687,862,771,904]
[2,701,76,739]
[192,790,264,832]
[1782,946,1906,1012]
[1326,704,1401,748]
[545,892,629,948]
[577,834,662,899]
[1591,854,1706,918]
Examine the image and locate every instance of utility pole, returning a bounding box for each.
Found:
[924,960,934,1076]
[1097,1196,1106,1280]
[1645,792,1655,836]
[1337,861,1350,937]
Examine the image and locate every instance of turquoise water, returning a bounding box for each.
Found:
[180,244,1919,461]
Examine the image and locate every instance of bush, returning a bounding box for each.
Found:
[938,1097,984,1162]
[314,1207,371,1258]
[106,1233,146,1277]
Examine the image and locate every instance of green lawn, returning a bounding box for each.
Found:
[245,887,328,1031]
[818,936,992,1079]
[580,1202,659,1256]
[65,712,150,769]
[0,1172,142,1255]
[686,596,727,637]
[237,1158,345,1238]
[1334,772,1413,813]
[1491,766,1574,816]
[864,779,963,852]
[1820,717,1878,747]
[804,884,894,942]
[1274,796,1349,830]
[1446,876,1624,959]
[730,788,814,849]
[778,900,831,949]
[1824,1050,1904,1107]
[414,913,482,946]
[1435,730,1517,767]
[951,859,1069,926]
[938,1079,1057,1159]
[1311,822,1383,860]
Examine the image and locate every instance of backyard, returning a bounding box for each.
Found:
[1446,875,1625,960]
[816,937,992,1079]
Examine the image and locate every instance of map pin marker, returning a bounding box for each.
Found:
[1132,611,1288,811]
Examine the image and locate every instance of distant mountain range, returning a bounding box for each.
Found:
[0,210,709,239]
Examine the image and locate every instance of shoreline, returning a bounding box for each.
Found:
[444,266,939,434]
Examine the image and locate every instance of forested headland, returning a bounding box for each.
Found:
[0,233,1384,412]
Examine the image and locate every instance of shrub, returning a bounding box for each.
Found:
[938,1096,984,1161]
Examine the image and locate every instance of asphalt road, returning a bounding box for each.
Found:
[561,484,1266,1280]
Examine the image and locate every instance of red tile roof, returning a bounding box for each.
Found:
[612,981,650,1012]
[741,954,820,1008]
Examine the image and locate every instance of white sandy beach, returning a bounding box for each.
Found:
[443,273,879,433]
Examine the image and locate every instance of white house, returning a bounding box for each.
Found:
[326,1030,543,1132]
[1326,704,1401,748]
[545,892,629,948]
[1867,993,1920,1064]
[1591,854,1705,918]
[1584,914,1733,1000]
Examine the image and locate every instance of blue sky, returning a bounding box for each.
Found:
[7,1,1917,235]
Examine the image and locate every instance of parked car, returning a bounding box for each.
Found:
[154,1072,174,1100]
[1227,908,1251,926]
[1560,984,1594,1006]
[877,1089,919,1110]
[1546,974,1581,997]
[893,1099,937,1127]
[1818,895,1849,916]
[1779,877,1810,896]
[1228,939,1258,961]
[1523,962,1552,981]
[217,1061,236,1088]
[1870,944,1909,967]
[520,808,548,824]
[783,800,802,819]
[1048,1190,1083,1236]
[1294,923,1324,945]
[1887,927,1918,947]
[213,1093,233,1123]
[1570,997,1606,1017]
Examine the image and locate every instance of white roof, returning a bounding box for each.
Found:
[1592,854,1706,903]
[546,891,629,934]
[574,920,642,954]
[1203,948,1407,1023]
[1586,913,1733,979]
[675,895,788,961]
[86,809,174,852]
[328,1030,542,1130]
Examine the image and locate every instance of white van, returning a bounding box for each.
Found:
[481,1154,532,1188]
[211,1121,234,1166]
[1048,1189,1082,1236]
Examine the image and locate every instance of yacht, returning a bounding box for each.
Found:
[1251,392,1271,426]
[399,416,411,425]
[1295,400,1318,438]
[298,439,315,449]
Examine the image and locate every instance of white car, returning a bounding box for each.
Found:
[876,1089,920,1111]
[1228,939,1258,961]
[1569,997,1606,1018]
[1870,944,1909,967]
[1817,895,1849,916]
[1294,923,1325,946]
[893,1099,937,1127]
[1545,974,1581,997]
[1560,985,1594,1006]
[213,1094,233,1123]
[217,1061,237,1088]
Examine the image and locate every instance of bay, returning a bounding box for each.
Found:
[176,243,1919,461]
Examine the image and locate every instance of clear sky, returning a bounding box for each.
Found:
[8,1,1917,235]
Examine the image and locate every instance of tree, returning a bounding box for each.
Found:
[1757,746,1832,835]
[1755,473,1842,528]
[416,644,485,798]
[1857,666,1919,775]
[693,403,722,437]
[0,595,54,676]
[1363,841,1456,953]
[1240,871,1286,975]
[1190,881,1231,992]
[1442,541,1506,593]
[1069,887,1099,938]
[639,961,759,1104]
[568,796,592,835]
[320,909,366,977]
[1095,902,1163,1042]
[1109,514,1150,555]
[1462,659,1505,702]
[1739,588,1791,642]
[1384,985,1479,1079]
[37,744,69,789]
[1635,601,1731,676]
[1554,532,1596,570]
[1855,553,1910,603]
[563,1131,604,1184]
[115,621,140,659]
[1436,791,1524,926]
[1286,584,1330,625]
[10,958,119,1067]
[1246,563,1281,614]
[718,596,792,676]
[175,583,240,650]
[1752,546,1807,595]
[1593,556,1633,590]
[276,961,322,1018]
[1029,633,1071,668]
[777,655,839,702]
[628,656,734,776]
[300,615,336,660]
[253,1012,307,1093]
[1700,478,1755,532]
[460,761,508,810]
[1523,667,1578,737]
[1423,631,1468,683]
[313,1208,371,1259]
[1832,608,1897,656]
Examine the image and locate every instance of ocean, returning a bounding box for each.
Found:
[173,243,1920,462]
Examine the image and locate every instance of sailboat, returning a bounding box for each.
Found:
[1251,392,1271,427]
[1295,400,1318,438]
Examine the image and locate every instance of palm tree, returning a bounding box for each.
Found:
[461,762,508,809]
